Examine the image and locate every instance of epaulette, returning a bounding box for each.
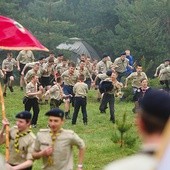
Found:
[29,132,36,139]
[39,129,50,132]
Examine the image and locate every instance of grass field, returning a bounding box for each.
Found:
[0,86,141,170]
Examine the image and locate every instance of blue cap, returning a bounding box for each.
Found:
[45,108,64,118]
[15,111,32,120]
[139,89,170,121]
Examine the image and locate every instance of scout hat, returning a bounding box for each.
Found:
[15,111,32,120]
[139,89,170,121]
[45,108,65,118]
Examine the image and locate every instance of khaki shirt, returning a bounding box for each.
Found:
[16,50,35,64]
[55,64,68,75]
[26,82,38,98]
[159,65,170,81]
[61,70,79,86]
[2,58,17,72]
[96,60,112,73]
[73,82,88,97]
[8,126,35,165]
[97,73,108,81]
[24,69,41,83]
[41,63,54,77]
[126,72,148,88]
[103,77,123,95]
[48,84,63,100]
[114,57,129,73]
[34,128,85,170]
[77,67,92,79]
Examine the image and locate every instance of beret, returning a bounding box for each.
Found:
[45,108,64,118]
[106,70,112,77]
[121,52,126,56]
[139,89,170,121]
[15,111,32,120]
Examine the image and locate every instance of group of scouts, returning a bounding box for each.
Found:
[1,49,170,126]
[0,49,170,170]
[0,109,85,170]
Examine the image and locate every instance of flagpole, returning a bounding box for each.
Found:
[0,83,9,161]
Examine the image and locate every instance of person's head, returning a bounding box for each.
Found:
[125,50,130,56]
[137,89,170,136]
[57,53,64,61]
[102,53,109,63]
[7,52,13,60]
[136,64,143,74]
[56,76,63,85]
[80,54,86,62]
[38,56,46,64]
[120,52,126,61]
[62,58,68,66]
[49,51,55,58]
[31,74,39,83]
[86,56,91,63]
[79,60,86,69]
[140,78,148,88]
[106,70,113,77]
[68,62,76,74]
[78,74,85,82]
[48,58,54,65]
[45,108,65,133]
[111,71,118,80]
[33,63,40,71]
[15,111,32,132]
[164,59,170,66]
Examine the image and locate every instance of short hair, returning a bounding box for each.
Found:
[140,78,147,83]
[56,76,62,83]
[68,62,76,67]
[79,74,85,81]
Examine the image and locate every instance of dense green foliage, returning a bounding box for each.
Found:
[0,0,169,65]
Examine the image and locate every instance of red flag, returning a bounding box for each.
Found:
[0,15,48,51]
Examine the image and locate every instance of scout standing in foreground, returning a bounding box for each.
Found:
[32,108,85,170]
[0,111,35,170]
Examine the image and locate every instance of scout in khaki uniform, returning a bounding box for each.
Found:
[114,52,133,83]
[61,62,79,119]
[32,108,85,170]
[2,51,17,96]
[72,74,88,125]
[124,64,148,93]
[44,76,64,109]
[99,70,123,123]
[16,50,35,90]
[0,111,35,170]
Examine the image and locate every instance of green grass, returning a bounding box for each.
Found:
[0,86,141,170]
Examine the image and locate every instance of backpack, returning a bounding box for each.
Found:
[99,80,113,94]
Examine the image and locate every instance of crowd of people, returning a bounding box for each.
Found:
[0,49,170,170]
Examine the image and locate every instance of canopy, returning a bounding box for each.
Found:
[0,15,48,51]
[56,37,100,61]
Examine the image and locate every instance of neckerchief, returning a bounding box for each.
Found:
[47,130,61,166]
[14,129,31,153]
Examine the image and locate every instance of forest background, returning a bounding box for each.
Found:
[0,0,169,76]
